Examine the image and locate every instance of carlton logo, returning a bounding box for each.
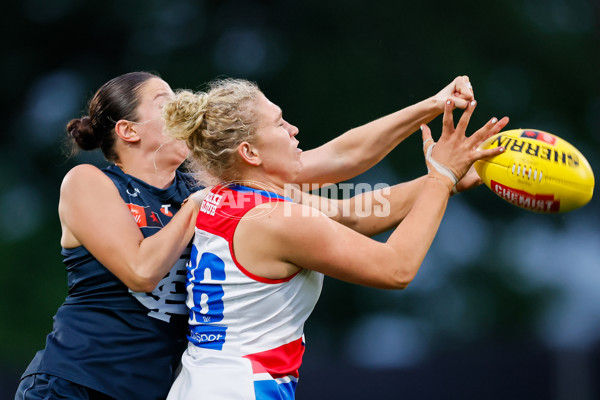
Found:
[491,181,560,212]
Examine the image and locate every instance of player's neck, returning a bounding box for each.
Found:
[238,177,286,198]
[115,159,179,189]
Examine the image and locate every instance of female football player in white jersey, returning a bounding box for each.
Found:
[162,79,507,399]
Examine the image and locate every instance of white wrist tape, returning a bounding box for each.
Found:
[425,142,459,185]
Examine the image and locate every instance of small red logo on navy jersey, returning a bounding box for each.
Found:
[127,204,164,228]
[161,204,173,217]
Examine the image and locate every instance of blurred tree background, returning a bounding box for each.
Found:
[1,0,599,399]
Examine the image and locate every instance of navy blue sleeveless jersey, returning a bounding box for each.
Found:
[21,165,202,400]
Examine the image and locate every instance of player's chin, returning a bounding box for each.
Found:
[293,149,303,165]
[174,145,191,160]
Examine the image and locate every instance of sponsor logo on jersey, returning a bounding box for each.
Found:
[188,324,228,350]
[126,187,141,197]
[160,204,173,217]
[127,203,164,228]
[200,192,223,216]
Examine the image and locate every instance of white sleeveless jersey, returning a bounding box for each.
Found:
[168,185,323,400]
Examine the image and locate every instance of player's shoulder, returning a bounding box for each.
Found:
[252,199,323,216]
[246,200,329,237]
[64,163,105,178]
[61,164,114,193]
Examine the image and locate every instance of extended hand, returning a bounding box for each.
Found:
[421,100,509,188]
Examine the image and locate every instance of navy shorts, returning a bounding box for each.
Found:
[15,374,115,400]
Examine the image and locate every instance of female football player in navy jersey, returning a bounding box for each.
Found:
[161,79,507,399]
[15,71,488,399]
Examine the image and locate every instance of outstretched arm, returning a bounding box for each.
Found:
[288,114,509,237]
[294,76,475,186]
[286,177,427,237]
[236,101,506,287]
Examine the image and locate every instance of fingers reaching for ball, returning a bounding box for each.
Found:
[421,100,510,187]
[468,116,510,161]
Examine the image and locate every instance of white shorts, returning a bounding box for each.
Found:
[168,343,256,400]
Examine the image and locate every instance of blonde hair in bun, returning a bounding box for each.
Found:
[163,78,262,182]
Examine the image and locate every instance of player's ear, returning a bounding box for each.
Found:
[115,120,141,143]
[238,142,261,166]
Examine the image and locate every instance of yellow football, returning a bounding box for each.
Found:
[474,129,594,213]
